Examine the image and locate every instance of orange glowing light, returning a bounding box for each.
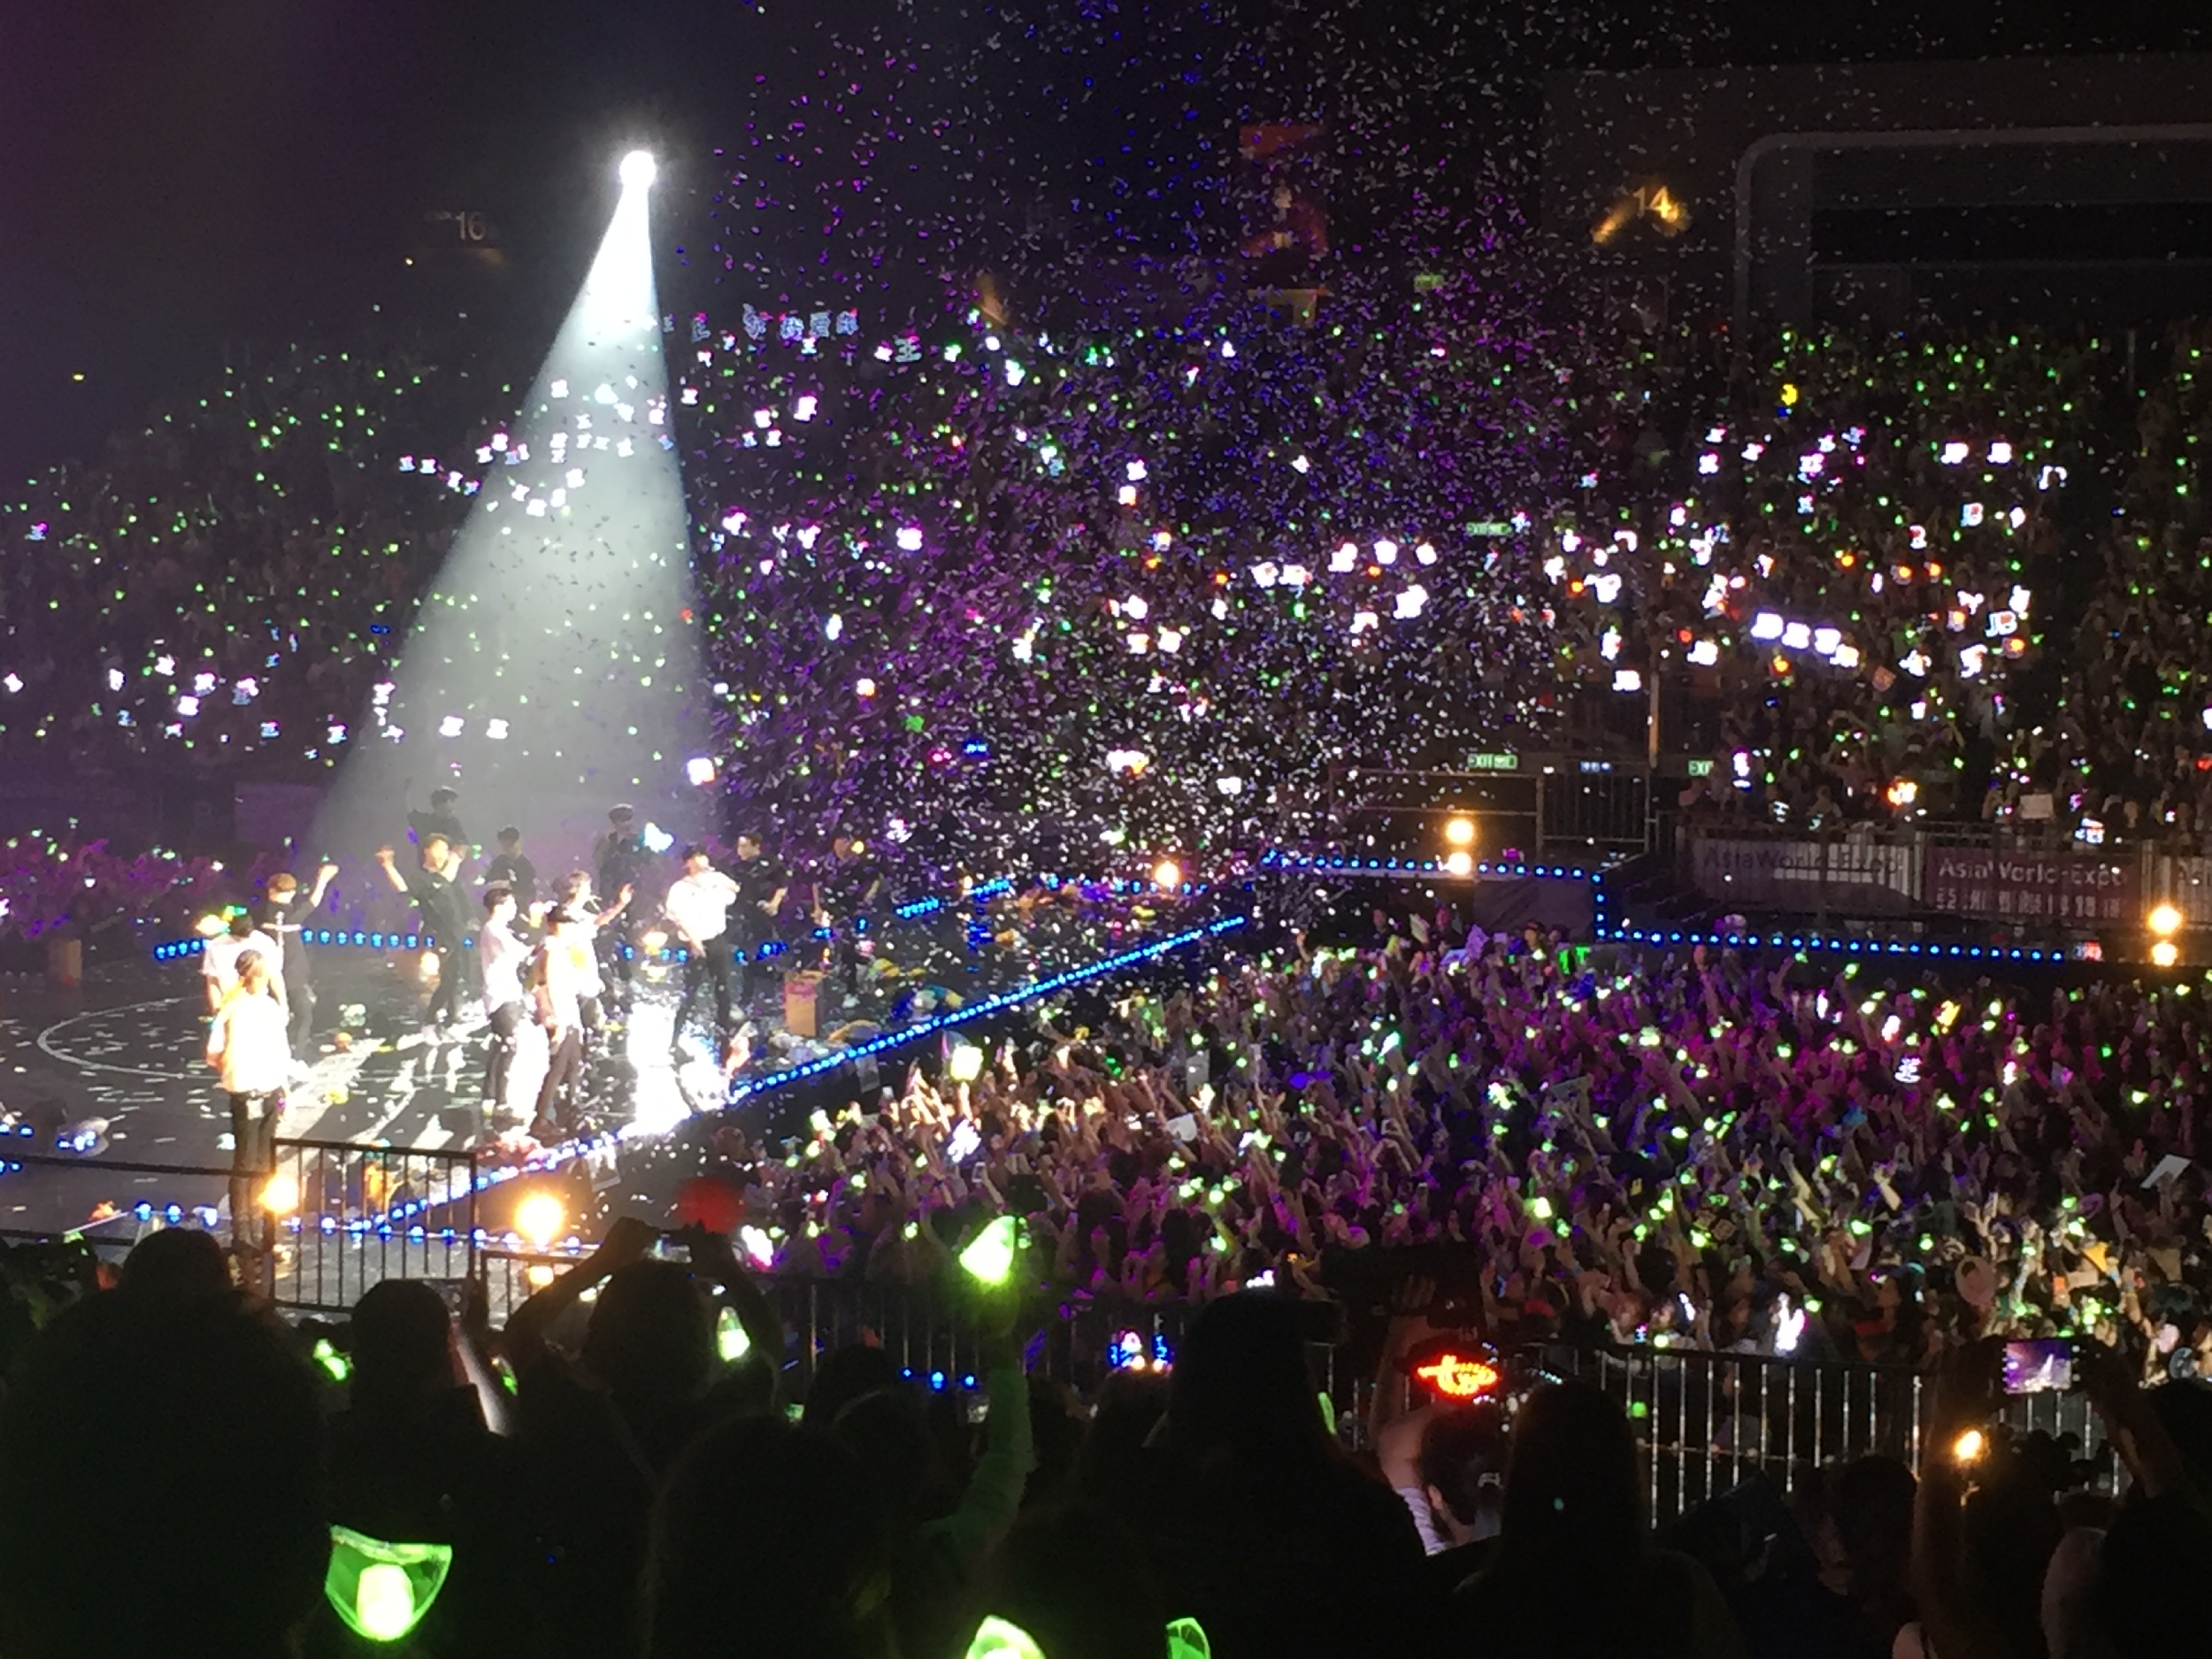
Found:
[1414,1354,1502,1401]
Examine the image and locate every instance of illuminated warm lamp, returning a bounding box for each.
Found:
[525,1263,557,1288]
[948,1041,987,1083]
[195,912,229,938]
[2153,940,2179,969]
[1952,1427,1987,1464]
[1412,1352,1502,1402]
[1442,816,1476,848]
[260,1172,301,1217]
[959,1214,1019,1286]
[325,1528,454,1644]
[2149,902,2184,939]
[1152,857,1183,891]
[419,949,442,983]
[1444,849,1473,878]
[514,1191,565,1250]
[640,927,670,955]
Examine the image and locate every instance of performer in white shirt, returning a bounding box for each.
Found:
[663,846,741,1048]
[204,949,290,1256]
[478,883,531,1117]
[201,910,287,1015]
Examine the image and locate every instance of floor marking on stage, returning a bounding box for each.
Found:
[35,997,201,1080]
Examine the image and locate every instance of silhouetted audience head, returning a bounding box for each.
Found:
[1494,1381,1640,1571]
[833,1382,956,1526]
[349,1279,455,1417]
[804,1341,902,1431]
[582,1258,712,1403]
[641,1415,895,1659]
[1420,1402,1509,1542]
[1164,1292,1327,1462]
[0,1292,326,1658]
[117,1225,231,1303]
[1076,1368,1170,1508]
[984,1502,1168,1659]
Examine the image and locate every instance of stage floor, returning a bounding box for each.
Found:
[0,950,750,1240]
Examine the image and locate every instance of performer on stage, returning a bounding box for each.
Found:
[483,825,538,910]
[479,882,530,1119]
[813,833,882,1004]
[202,909,286,1014]
[375,836,473,1034]
[407,785,467,851]
[529,905,593,1141]
[258,863,338,1072]
[550,870,634,1040]
[204,949,289,1260]
[664,847,740,1049]
[591,806,649,1014]
[730,832,788,1008]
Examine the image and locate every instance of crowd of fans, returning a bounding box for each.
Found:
[708,898,2212,1386]
[19,293,2212,879]
[2,1183,2208,1656]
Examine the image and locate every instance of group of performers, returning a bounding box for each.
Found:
[199,787,883,1222]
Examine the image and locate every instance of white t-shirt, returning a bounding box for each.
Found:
[207,987,290,1096]
[480,918,528,1012]
[203,930,283,1000]
[664,869,740,945]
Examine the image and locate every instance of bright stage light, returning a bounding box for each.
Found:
[1951,1427,1987,1464]
[2153,940,2180,969]
[1444,849,1473,877]
[1443,815,1476,848]
[260,1172,301,1217]
[1152,858,1182,891]
[948,1041,986,1082]
[618,150,657,190]
[686,756,718,787]
[515,1191,565,1249]
[2149,902,2184,938]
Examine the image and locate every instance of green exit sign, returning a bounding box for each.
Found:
[1470,752,1518,772]
[1686,758,1715,777]
[1467,520,1513,536]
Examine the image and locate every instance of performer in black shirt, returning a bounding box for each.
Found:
[729,832,789,1007]
[483,826,538,910]
[376,836,473,1033]
[258,862,338,1065]
[813,833,882,1001]
[592,805,649,1013]
[406,786,467,852]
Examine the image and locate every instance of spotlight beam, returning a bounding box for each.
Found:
[316,157,706,862]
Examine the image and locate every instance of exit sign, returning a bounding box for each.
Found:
[1686,758,1715,777]
[1467,521,1513,536]
[1470,752,1518,772]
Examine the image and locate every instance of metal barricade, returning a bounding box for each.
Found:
[270,1137,480,1312]
[1531,1343,2115,1520]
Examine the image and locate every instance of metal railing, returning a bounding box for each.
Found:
[270,1137,480,1313]
[1537,1342,2111,1520]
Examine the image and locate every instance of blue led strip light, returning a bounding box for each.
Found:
[726,914,1251,1103]
[1594,925,2055,964]
[1255,850,1594,881]
[273,912,1255,1237]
